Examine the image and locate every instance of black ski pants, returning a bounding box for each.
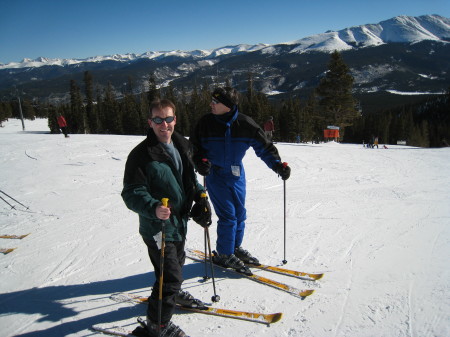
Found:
[143,237,185,324]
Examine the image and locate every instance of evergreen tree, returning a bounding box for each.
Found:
[301,93,317,142]
[70,80,86,133]
[102,82,122,134]
[138,90,149,134]
[84,71,98,133]
[122,76,140,135]
[47,105,59,133]
[177,86,190,136]
[21,99,35,120]
[95,88,104,133]
[147,73,159,105]
[0,101,13,126]
[315,50,359,138]
[187,82,207,134]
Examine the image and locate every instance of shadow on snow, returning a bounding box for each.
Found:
[1,262,212,336]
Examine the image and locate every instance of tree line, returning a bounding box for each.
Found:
[1,51,448,147]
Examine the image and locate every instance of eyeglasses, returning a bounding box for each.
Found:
[211,99,220,105]
[151,116,175,124]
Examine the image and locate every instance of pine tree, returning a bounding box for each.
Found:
[122,76,140,135]
[47,105,59,133]
[102,82,122,134]
[301,93,317,142]
[70,80,86,133]
[177,86,190,136]
[95,88,104,133]
[315,50,359,138]
[187,81,208,134]
[0,101,13,126]
[84,71,98,133]
[138,91,149,135]
[21,99,35,120]
[147,73,159,105]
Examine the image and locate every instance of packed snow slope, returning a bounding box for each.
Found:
[0,119,449,337]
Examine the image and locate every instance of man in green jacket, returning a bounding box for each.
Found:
[121,98,211,337]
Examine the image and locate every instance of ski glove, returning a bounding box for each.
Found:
[195,158,211,176]
[274,162,291,180]
[191,193,212,227]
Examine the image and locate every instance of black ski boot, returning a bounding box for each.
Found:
[234,246,260,266]
[176,289,206,309]
[212,251,252,276]
[137,317,187,337]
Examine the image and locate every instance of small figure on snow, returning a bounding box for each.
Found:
[57,113,69,138]
[263,116,275,141]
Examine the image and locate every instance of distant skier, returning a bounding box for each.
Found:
[57,113,69,138]
[263,116,275,140]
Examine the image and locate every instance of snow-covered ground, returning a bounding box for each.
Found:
[1,118,449,337]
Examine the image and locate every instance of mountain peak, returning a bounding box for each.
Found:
[0,14,448,70]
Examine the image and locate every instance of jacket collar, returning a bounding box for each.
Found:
[146,129,189,155]
[214,106,239,126]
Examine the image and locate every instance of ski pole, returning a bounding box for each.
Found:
[202,176,210,281]
[0,190,29,210]
[282,162,288,265]
[203,226,209,281]
[205,225,220,302]
[158,198,169,337]
[0,195,16,209]
[201,176,219,302]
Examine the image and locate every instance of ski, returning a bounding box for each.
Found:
[92,317,148,337]
[0,248,16,254]
[0,234,30,239]
[188,248,323,280]
[246,262,323,280]
[111,292,282,324]
[186,249,314,298]
[92,325,134,336]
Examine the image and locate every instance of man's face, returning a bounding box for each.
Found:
[210,98,231,115]
[148,107,176,143]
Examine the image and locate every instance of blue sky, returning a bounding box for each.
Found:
[1,0,449,64]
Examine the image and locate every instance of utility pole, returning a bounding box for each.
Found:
[13,86,25,130]
[17,95,25,131]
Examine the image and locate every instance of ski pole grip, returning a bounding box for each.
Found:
[282,162,288,168]
[161,198,169,207]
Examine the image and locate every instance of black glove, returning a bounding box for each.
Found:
[274,162,291,180]
[190,194,212,227]
[195,158,211,176]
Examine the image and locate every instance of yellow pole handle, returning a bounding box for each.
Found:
[161,198,169,207]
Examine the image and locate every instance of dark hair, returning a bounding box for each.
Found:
[149,98,176,118]
[211,87,239,108]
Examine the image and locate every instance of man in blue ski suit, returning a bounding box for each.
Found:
[190,87,291,274]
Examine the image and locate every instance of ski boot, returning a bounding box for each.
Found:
[212,251,252,276]
[234,246,260,266]
[176,289,206,309]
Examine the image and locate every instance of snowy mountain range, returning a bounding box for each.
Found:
[2,15,449,70]
[1,14,449,108]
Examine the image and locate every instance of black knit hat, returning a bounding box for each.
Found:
[211,87,238,109]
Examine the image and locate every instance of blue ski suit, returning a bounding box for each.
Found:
[190,107,283,255]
